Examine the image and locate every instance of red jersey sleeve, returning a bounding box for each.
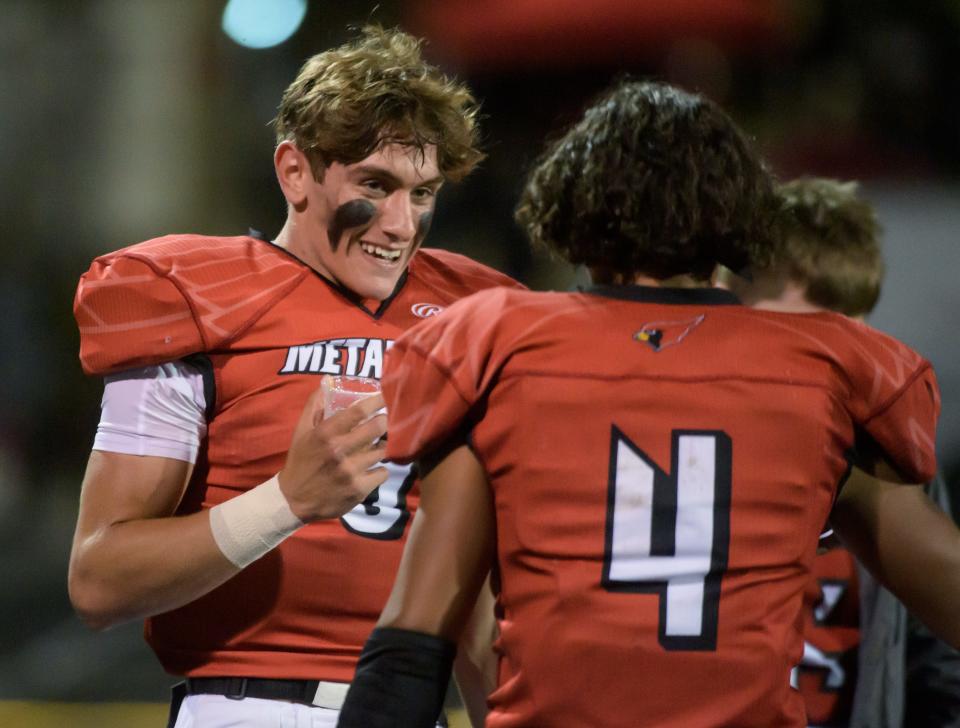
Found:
[415,247,525,290]
[383,288,512,464]
[845,324,940,483]
[74,235,307,375]
[75,253,205,375]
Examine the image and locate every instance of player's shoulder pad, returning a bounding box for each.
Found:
[392,284,533,370]
[836,317,939,481]
[813,312,937,418]
[753,308,929,380]
[828,314,930,383]
[410,247,525,302]
[74,234,308,375]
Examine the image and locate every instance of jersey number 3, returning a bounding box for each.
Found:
[602,426,732,651]
[340,461,416,540]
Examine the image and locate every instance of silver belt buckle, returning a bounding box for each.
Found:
[312,680,350,710]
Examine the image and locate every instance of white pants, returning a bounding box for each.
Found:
[171,692,448,728]
[172,694,340,728]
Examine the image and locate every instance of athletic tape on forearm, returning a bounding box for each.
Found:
[209,475,304,568]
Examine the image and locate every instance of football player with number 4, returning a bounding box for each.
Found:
[68,26,519,728]
[337,80,960,728]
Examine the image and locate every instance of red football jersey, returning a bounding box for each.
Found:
[383,285,939,728]
[796,548,860,727]
[74,233,521,681]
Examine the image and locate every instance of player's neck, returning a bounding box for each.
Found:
[273,219,296,253]
[590,267,709,289]
[631,273,707,288]
[274,220,326,275]
[746,281,826,314]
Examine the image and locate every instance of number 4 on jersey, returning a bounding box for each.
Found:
[602,427,732,651]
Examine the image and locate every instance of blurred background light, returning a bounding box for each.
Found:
[222,0,307,49]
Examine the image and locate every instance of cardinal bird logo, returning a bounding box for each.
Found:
[633,315,705,352]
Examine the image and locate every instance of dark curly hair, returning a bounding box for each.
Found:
[515,80,776,281]
[273,25,483,182]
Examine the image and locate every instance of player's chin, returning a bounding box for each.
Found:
[348,245,416,300]
[351,269,405,302]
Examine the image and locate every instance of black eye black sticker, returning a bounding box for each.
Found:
[328,199,376,251]
[415,211,433,247]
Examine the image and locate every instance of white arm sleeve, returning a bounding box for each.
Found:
[93,360,209,464]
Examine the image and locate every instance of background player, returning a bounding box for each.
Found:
[337,79,957,727]
[68,26,518,728]
[721,177,960,728]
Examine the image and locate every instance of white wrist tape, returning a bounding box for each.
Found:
[209,475,304,568]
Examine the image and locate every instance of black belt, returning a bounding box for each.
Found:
[184,677,337,706]
[182,676,447,724]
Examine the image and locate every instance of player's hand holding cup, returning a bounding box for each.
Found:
[321,375,384,422]
[279,376,388,522]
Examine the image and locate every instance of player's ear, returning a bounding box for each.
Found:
[274,141,313,209]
